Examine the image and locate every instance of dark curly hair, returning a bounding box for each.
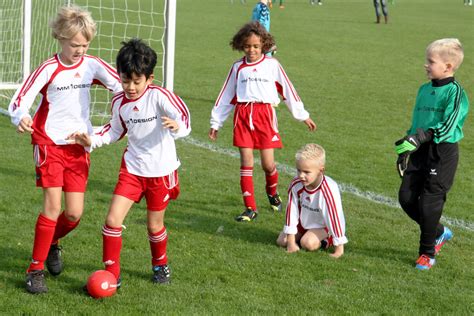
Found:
[230,21,275,53]
[116,38,157,79]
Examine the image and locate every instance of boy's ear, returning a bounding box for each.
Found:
[148,73,155,82]
[445,63,454,72]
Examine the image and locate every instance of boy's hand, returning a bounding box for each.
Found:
[17,117,34,134]
[329,244,344,258]
[396,153,410,178]
[395,128,432,155]
[66,132,92,147]
[304,118,317,131]
[161,116,179,132]
[208,128,218,141]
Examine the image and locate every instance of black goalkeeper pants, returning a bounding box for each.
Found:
[398,142,459,257]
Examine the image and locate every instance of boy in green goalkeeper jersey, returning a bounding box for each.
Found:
[395,38,469,271]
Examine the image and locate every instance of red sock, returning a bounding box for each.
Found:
[149,227,168,267]
[102,225,122,279]
[51,211,80,244]
[240,166,256,210]
[265,168,279,196]
[28,214,57,272]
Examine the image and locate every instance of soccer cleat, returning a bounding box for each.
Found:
[267,193,282,212]
[320,238,333,251]
[235,208,258,222]
[415,254,436,271]
[152,265,171,284]
[26,270,48,294]
[46,243,63,276]
[434,226,453,255]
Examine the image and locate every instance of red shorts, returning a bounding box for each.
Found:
[113,161,180,211]
[34,144,90,192]
[233,102,283,149]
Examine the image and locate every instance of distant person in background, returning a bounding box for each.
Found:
[272,0,284,9]
[373,0,389,24]
[252,1,277,55]
[310,0,323,5]
[252,0,271,32]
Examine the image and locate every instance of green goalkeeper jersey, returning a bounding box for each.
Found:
[408,77,469,144]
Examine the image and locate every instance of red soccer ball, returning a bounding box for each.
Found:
[86,270,118,299]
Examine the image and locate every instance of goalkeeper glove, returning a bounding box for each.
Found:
[396,153,410,178]
[394,128,433,155]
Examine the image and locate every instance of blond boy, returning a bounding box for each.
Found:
[277,144,348,258]
[395,38,469,270]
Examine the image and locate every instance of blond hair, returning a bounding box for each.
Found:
[295,143,326,167]
[50,5,96,41]
[426,38,464,71]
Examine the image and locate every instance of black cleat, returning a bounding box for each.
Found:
[26,270,48,294]
[267,193,282,212]
[46,243,63,276]
[235,208,258,222]
[152,265,171,284]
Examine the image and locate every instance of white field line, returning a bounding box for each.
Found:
[181,136,474,232]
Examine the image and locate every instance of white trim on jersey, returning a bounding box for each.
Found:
[283,175,348,246]
[91,85,191,177]
[210,55,310,130]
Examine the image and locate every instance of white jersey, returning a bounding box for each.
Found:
[92,85,191,177]
[210,55,310,130]
[8,54,122,145]
[284,175,348,246]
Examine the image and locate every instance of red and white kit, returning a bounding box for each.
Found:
[92,85,191,178]
[284,176,348,246]
[9,54,122,145]
[210,55,310,148]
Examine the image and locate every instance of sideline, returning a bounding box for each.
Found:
[180,136,474,232]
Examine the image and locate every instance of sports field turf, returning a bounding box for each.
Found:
[0,0,473,314]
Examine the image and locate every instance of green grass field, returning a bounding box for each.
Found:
[0,0,473,314]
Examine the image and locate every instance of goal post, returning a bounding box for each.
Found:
[0,0,176,125]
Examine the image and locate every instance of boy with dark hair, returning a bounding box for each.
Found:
[71,38,191,286]
[395,38,469,270]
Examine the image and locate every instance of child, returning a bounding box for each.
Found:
[8,5,122,294]
[395,38,469,270]
[209,21,316,222]
[276,144,347,258]
[71,38,191,286]
[251,1,277,56]
[373,0,389,24]
[252,1,271,32]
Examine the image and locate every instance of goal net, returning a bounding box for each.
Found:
[0,0,175,126]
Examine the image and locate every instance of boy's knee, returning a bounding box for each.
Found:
[300,237,320,251]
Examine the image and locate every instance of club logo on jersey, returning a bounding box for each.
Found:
[74,72,81,78]
[56,83,91,91]
[126,115,158,125]
[133,106,139,112]
[252,68,257,72]
[305,196,311,202]
[302,203,321,213]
